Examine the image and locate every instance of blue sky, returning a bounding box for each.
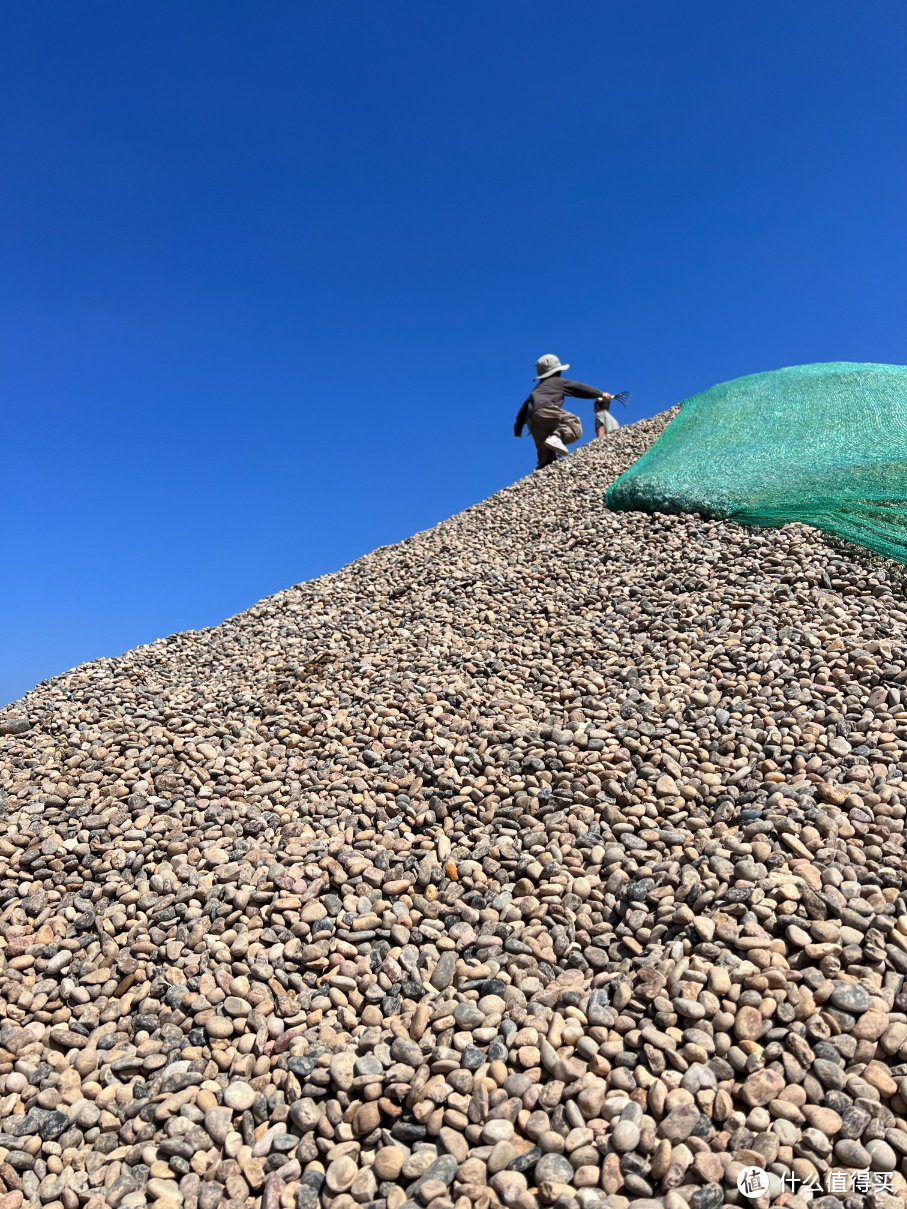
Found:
[1,1,905,705]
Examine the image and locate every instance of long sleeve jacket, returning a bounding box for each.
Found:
[514,376,606,436]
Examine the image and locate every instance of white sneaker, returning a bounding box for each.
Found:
[544,435,569,457]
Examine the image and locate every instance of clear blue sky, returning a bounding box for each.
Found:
[2,2,905,706]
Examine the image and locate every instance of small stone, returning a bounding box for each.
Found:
[658,1105,701,1141]
[690,1184,723,1209]
[330,1053,356,1091]
[829,982,871,1014]
[205,1017,234,1040]
[482,1120,515,1146]
[535,1154,575,1185]
[391,1036,423,1067]
[573,1166,601,1189]
[490,1172,528,1207]
[350,1168,377,1204]
[835,1139,871,1167]
[326,1157,358,1194]
[222,1082,256,1111]
[600,1154,623,1195]
[800,1106,842,1135]
[853,1011,889,1041]
[418,1179,448,1205]
[693,1153,724,1184]
[611,1122,640,1153]
[488,1142,518,1175]
[866,1139,897,1171]
[430,952,457,990]
[862,1061,897,1097]
[373,1148,405,1181]
[261,1174,283,1209]
[734,1006,763,1041]
[438,1128,468,1163]
[204,1108,234,1146]
[508,1147,542,1175]
[453,1003,485,1029]
[353,1102,381,1136]
[740,1069,785,1107]
[672,998,705,1020]
[412,1155,457,1193]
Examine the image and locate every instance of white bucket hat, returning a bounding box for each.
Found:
[535,353,570,381]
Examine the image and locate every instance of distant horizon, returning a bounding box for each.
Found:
[2,1,905,706]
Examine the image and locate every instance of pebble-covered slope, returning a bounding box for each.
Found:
[3,411,907,1209]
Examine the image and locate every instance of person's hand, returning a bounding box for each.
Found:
[598,393,612,403]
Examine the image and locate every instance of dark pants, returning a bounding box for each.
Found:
[528,406,583,468]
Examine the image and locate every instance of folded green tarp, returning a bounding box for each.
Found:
[606,361,907,563]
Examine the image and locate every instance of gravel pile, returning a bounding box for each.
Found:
[4,409,907,1209]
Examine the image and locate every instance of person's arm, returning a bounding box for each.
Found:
[514,397,531,437]
[562,378,610,402]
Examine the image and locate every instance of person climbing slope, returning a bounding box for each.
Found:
[514,354,612,469]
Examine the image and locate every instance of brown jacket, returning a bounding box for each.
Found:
[514,376,606,436]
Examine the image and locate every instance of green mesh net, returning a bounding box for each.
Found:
[606,361,907,563]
